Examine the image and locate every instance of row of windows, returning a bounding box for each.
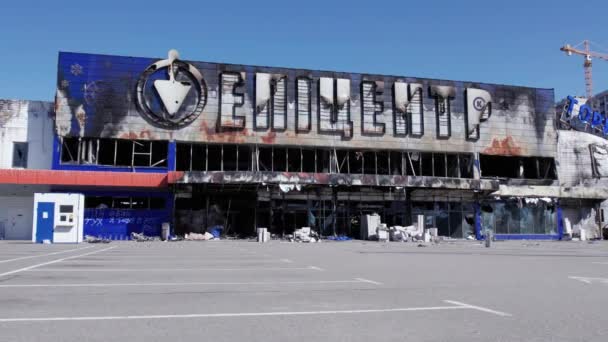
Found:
[176,142,475,178]
[56,138,556,180]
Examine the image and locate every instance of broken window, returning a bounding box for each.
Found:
[538,157,557,179]
[223,145,237,171]
[376,151,390,175]
[115,140,132,166]
[258,146,272,171]
[176,143,192,171]
[316,149,331,173]
[192,144,207,171]
[131,197,148,209]
[406,152,421,176]
[84,196,112,209]
[60,138,168,168]
[97,139,116,166]
[361,151,376,174]
[60,137,79,164]
[480,154,557,180]
[237,145,252,171]
[433,153,446,177]
[349,151,364,174]
[207,144,222,171]
[302,149,316,172]
[335,150,349,174]
[390,151,403,175]
[12,142,28,168]
[421,153,433,176]
[446,154,459,178]
[287,148,301,172]
[459,154,474,178]
[132,141,167,167]
[273,147,287,172]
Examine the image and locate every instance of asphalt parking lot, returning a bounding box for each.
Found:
[0,240,607,341]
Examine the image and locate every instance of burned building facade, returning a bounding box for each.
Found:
[48,50,561,240]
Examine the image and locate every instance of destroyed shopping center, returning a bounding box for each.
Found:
[1,50,607,241]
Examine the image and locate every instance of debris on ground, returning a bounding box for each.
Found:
[85,235,111,244]
[184,232,214,241]
[417,243,427,247]
[293,227,319,242]
[326,235,352,241]
[130,232,158,242]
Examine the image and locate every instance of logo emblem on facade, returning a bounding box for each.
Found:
[136,50,207,129]
[473,97,486,111]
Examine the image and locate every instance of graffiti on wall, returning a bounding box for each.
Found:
[83,208,169,239]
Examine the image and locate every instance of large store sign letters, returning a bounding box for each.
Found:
[139,51,492,140]
[562,95,608,136]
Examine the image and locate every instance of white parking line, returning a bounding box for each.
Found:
[27,266,319,272]
[0,247,117,278]
[354,278,383,285]
[308,266,324,271]
[0,279,372,288]
[0,300,511,323]
[444,300,512,317]
[0,246,95,264]
[569,276,608,285]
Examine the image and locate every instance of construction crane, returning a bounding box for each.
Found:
[560,40,608,99]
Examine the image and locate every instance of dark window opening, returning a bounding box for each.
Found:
[60,138,78,164]
[459,154,474,178]
[192,144,207,171]
[115,140,132,166]
[349,151,363,174]
[12,142,28,168]
[433,153,446,177]
[131,197,148,209]
[150,141,168,167]
[421,153,433,176]
[480,154,557,180]
[447,154,459,178]
[407,152,421,176]
[317,149,330,173]
[376,151,390,175]
[113,197,131,209]
[176,143,191,171]
[207,145,222,171]
[336,150,349,174]
[85,196,113,209]
[273,147,287,172]
[302,149,316,173]
[258,147,272,171]
[98,139,116,165]
[287,148,301,172]
[362,151,376,174]
[522,157,538,179]
[150,197,166,209]
[85,196,166,209]
[390,151,402,175]
[237,145,252,171]
[223,145,237,171]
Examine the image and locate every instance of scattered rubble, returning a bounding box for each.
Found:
[84,235,111,244]
[130,232,158,242]
[184,232,214,241]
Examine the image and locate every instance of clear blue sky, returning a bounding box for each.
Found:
[1,0,607,101]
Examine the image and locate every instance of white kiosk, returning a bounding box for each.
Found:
[32,193,85,243]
